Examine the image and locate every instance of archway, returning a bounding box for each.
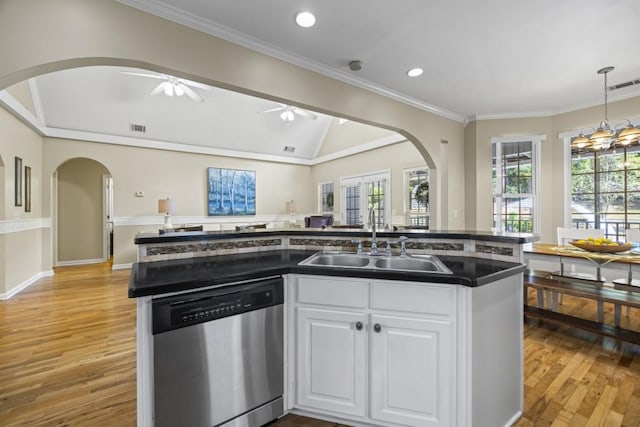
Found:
[55,158,112,266]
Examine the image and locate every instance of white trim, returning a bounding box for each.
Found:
[470,90,640,121]
[1,270,54,300]
[112,263,133,270]
[490,134,546,144]
[562,135,572,227]
[0,90,46,135]
[44,127,316,166]
[113,214,301,227]
[27,78,46,125]
[0,218,51,234]
[56,258,105,267]
[472,111,553,121]
[115,0,466,123]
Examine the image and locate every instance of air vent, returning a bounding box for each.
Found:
[283,146,295,153]
[608,79,640,91]
[130,123,146,133]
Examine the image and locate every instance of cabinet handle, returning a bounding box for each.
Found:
[373,323,382,333]
[355,321,363,331]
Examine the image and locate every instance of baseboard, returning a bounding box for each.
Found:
[56,258,105,267]
[504,410,523,427]
[112,263,133,270]
[1,270,54,300]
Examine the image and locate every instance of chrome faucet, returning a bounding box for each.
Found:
[369,207,379,255]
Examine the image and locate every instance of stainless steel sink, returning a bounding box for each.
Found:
[373,255,452,273]
[302,253,370,268]
[298,252,452,274]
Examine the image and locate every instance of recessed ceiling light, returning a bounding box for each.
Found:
[295,11,316,28]
[407,68,424,77]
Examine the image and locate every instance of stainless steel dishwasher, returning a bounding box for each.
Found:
[152,277,284,427]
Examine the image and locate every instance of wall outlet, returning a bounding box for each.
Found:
[135,191,144,197]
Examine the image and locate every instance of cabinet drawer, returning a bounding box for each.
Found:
[370,281,454,315]
[297,276,368,308]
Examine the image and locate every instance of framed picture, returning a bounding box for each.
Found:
[24,166,31,212]
[207,167,256,216]
[14,157,22,206]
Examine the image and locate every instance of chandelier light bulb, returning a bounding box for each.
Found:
[163,83,174,96]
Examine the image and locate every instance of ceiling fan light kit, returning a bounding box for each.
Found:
[122,71,208,102]
[571,66,640,154]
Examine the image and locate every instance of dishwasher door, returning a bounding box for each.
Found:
[153,291,283,427]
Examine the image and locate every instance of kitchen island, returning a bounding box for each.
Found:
[130,229,534,427]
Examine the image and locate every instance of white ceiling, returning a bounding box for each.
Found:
[119,0,640,119]
[32,66,339,161]
[5,0,640,163]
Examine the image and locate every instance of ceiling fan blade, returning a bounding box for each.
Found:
[150,81,168,96]
[260,107,286,114]
[121,71,165,80]
[179,79,213,91]
[293,108,318,120]
[179,83,204,102]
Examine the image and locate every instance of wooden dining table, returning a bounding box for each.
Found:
[524,242,640,282]
[524,242,640,329]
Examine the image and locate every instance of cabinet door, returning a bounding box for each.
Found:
[296,307,367,418]
[370,314,453,427]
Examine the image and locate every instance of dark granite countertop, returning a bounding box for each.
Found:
[128,249,526,297]
[134,229,536,245]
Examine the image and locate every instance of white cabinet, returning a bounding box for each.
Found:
[296,307,367,417]
[369,314,452,427]
[293,276,455,427]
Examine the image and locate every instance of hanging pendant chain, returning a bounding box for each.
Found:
[603,70,609,123]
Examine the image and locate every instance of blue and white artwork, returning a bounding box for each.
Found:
[207,167,256,216]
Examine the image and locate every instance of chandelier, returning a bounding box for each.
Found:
[571,66,640,152]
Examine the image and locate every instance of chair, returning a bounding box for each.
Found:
[304,215,334,228]
[553,227,605,318]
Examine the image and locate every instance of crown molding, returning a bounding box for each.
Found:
[114,0,466,123]
[0,90,46,135]
[27,78,46,124]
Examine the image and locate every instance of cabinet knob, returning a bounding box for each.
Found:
[355,321,364,331]
[373,323,382,333]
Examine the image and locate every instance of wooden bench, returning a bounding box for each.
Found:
[524,270,640,326]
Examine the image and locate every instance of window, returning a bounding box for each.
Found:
[570,144,640,240]
[405,167,429,227]
[340,171,390,227]
[318,182,334,213]
[491,136,542,233]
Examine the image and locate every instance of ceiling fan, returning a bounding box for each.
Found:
[260,103,318,122]
[121,71,211,102]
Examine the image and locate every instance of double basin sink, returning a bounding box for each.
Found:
[298,252,452,274]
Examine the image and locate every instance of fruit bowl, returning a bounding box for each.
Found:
[569,240,633,253]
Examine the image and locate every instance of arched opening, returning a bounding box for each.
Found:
[54,157,112,266]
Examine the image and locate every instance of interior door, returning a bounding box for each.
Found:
[102,175,113,261]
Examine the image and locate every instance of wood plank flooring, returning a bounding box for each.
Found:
[1,267,640,426]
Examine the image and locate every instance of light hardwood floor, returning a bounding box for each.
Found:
[1,265,640,426]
